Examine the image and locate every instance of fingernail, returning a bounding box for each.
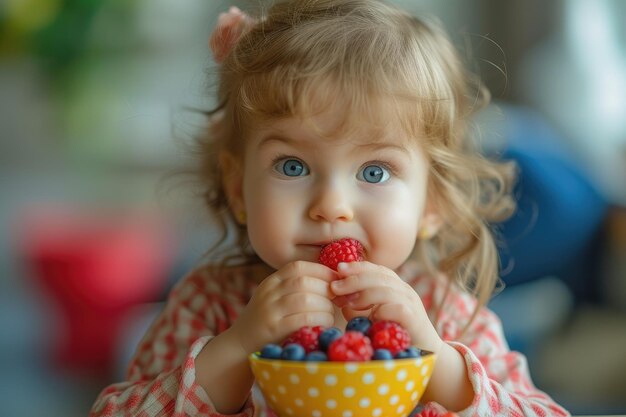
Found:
[331,280,343,289]
[337,262,349,272]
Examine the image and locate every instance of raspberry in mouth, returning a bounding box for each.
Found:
[318,238,364,271]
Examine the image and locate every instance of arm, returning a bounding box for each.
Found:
[91,261,337,416]
[331,262,570,416]
[432,299,571,417]
[196,261,337,413]
[89,270,256,417]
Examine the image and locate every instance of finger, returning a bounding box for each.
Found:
[340,287,401,311]
[370,303,413,325]
[277,261,339,283]
[336,260,382,277]
[277,292,335,316]
[281,311,335,330]
[341,305,373,322]
[280,275,334,299]
[330,270,400,296]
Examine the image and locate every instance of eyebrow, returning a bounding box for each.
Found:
[257,134,300,149]
[257,133,410,154]
[355,141,409,154]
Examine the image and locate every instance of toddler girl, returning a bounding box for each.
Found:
[90,1,570,416]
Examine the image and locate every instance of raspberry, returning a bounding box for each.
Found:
[412,408,439,417]
[327,331,373,361]
[282,326,325,353]
[367,320,411,356]
[318,238,364,271]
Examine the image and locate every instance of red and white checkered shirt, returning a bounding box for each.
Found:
[90,261,570,417]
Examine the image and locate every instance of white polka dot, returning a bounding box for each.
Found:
[272,362,281,371]
[308,387,320,398]
[343,411,353,417]
[411,392,418,401]
[377,384,389,395]
[415,357,423,366]
[262,371,271,380]
[359,397,371,408]
[343,387,356,398]
[286,408,294,415]
[384,360,395,370]
[372,408,383,417]
[295,398,304,407]
[306,363,319,374]
[345,363,358,373]
[325,374,338,386]
[405,380,415,391]
[312,411,321,417]
[362,372,375,384]
[422,376,430,387]
[289,374,300,384]
[389,395,399,405]
[278,385,287,394]
[271,394,278,402]
[396,369,408,381]
[397,405,406,414]
[421,365,429,376]
[326,399,337,409]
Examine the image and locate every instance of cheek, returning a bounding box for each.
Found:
[243,179,301,267]
[365,186,425,267]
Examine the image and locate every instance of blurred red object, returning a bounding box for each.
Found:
[21,207,175,375]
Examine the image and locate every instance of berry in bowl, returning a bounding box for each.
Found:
[249,317,437,417]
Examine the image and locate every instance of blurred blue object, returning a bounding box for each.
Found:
[495,106,608,302]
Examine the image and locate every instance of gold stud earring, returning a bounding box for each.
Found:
[418,226,432,240]
[236,210,247,225]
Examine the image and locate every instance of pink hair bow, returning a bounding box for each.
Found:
[209,6,256,63]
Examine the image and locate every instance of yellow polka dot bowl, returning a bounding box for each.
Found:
[249,351,436,417]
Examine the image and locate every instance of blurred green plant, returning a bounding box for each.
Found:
[0,0,137,77]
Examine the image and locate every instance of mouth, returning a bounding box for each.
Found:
[299,238,361,249]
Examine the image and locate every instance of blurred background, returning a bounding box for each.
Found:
[1,0,625,415]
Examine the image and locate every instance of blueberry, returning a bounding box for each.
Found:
[395,350,411,359]
[346,316,372,334]
[318,327,342,351]
[373,349,393,360]
[305,351,328,361]
[281,343,306,361]
[260,343,283,359]
[406,346,422,358]
[395,346,421,359]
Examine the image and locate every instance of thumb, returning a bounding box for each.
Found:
[341,306,373,322]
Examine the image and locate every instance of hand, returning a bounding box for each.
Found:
[230,261,337,353]
[330,261,443,354]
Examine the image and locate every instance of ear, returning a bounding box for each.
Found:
[220,151,245,222]
[418,197,443,240]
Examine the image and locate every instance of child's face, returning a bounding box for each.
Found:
[230,107,432,271]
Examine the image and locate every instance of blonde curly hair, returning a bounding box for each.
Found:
[194,0,516,321]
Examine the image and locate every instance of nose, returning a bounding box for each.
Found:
[308,181,354,223]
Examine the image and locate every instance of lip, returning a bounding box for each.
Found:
[299,243,326,249]
[300,238,361,247]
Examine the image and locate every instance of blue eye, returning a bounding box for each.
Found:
[358,164,390,183]
[274,158,309,177]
